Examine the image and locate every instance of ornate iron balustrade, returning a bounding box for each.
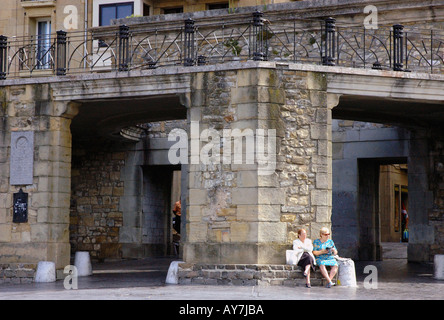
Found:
[1,12,444,80]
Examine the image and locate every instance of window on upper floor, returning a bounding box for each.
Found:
[162,7,183,15]
[36,18,52,69]
[207,3,229,10]
[99,2,134,26]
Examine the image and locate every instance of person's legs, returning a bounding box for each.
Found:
[329,265,338,281]
[319,265,331,283]
[304,264,310,277]
[304,265,311,284]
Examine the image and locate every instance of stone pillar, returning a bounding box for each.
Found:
[183,66,334,264]
[184,68,285,264]
[357,159,381,261]
[408,129,441,262]
[0,84,77,270]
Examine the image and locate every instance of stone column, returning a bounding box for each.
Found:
[0,84,77,270]
[183,66,335,264]
[184,68,286,264]
[408,129,436,262]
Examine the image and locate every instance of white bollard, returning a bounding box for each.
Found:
[434,254,444,280]
[34,261,56,283]
[336,257,358,287]
[74,251,93,277]
[166,261,184,284]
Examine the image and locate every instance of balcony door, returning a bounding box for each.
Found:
[36,19,51,69]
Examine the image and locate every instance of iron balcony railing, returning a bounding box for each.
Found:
[1,11,444,80]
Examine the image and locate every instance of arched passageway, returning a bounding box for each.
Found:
[331,90,444,263]
[69,95,186,261]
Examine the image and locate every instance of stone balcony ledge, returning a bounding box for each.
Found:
[20,0,56,8]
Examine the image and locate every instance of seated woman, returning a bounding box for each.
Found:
[313,227,338,288]
[293,229,316,288]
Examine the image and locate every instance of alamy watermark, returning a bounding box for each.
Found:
[363,264,378,289]
[364,5,378,30]
[63,5,79,31]
[63,265,78,290]
[168,121,277,176]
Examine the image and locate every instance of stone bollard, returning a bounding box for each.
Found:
[434,254,444,280]
[166,261,184,284]
[74,251,93,277]
[35,261,56,283]
[336,257,358,287]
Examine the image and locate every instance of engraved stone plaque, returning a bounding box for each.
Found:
[10,131,34,185]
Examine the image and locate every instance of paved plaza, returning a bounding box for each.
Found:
[0,247,443,301]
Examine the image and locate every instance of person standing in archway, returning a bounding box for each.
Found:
[172,200,181,255]
[173,200,181,234]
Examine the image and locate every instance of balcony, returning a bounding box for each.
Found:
[0,11,443,80]
[21,0,56,8]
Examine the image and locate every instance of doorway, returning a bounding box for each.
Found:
[141,166,181,257]
[357,158,408,261]
[379,164,409,243]
[379,164,408,260]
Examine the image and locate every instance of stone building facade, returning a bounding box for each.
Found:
[1,0,444,282]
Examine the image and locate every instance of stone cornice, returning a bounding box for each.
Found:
[5,61,444,104]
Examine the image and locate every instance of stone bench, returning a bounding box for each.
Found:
[177,263,337,286]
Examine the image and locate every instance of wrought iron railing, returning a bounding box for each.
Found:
[1,11,444,80]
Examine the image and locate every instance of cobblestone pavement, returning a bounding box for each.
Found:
[0,255,443,301]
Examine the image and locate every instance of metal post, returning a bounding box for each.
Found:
[322,17,336,66]
[0,35,7,80]
[56,30,67,76]
[119,25,130,71]
[197,55,207,66]
[372,62,382,70]
[184,18,195,67]
[148,60,157,69]
[252,11,266,61]
[392,24,404,71]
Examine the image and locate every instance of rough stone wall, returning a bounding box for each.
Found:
[278,69,333,243]
[70,143,125,260]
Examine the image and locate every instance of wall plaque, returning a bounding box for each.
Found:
[13,188,28,223]
[10,131,34,185]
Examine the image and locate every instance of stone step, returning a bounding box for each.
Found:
[177,263,337,286]
[0,263,36,284]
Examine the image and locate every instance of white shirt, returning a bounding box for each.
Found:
[292,238,316,265]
